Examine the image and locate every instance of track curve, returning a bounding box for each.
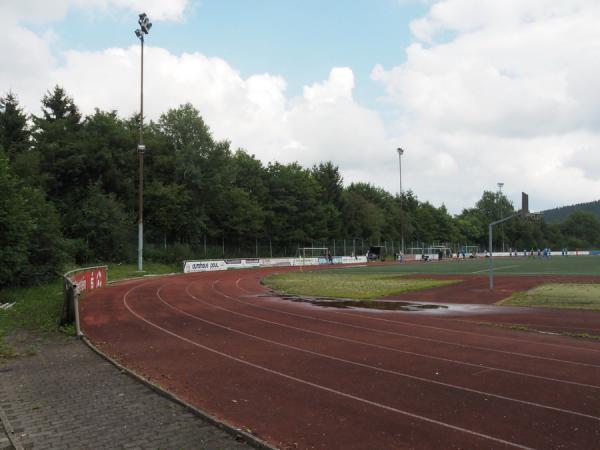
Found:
[81,267,600,450]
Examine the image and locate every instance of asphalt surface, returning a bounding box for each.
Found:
[0,335,254,450]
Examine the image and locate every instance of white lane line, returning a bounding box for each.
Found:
[174,282,600,422]
[471,265,522,274]
[345,310,600,355]
[236,277,600,355]
[122,282,535,450]
[216,281,600,390]
[220,281,600,369]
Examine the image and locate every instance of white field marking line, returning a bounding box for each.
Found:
[237,278,600,355]
[121,284,535,450]
[182,283,600,420]
[222,280,600,390]
[222,281,600,369]
[471,265,522,274]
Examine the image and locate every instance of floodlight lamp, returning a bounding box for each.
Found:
[135,29,142,39]
[138,13,147,23]
[397,147,404,155]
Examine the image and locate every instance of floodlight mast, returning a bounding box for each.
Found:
[135,13,152,272]
[488,192,529,290]
[497,182,505,252]
[397,148,405,254]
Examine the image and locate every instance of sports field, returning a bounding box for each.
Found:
[329,254,600,276]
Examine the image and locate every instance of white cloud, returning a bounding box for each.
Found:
[0,0,188,22]
[16,42,391,181]
[3,0,600,214]
[372,0,600,212]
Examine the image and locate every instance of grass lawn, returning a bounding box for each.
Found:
[263,272,459,300]
[103,262,180,280]
[499,283,600,311]
[333,255,600,276]
[0,262,180,360]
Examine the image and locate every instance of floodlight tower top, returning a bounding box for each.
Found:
[135,12,152,41]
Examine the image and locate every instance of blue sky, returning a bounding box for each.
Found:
[41,0,426,110]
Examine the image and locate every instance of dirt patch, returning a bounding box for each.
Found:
[386,274,600,337]
[388,274,600,304]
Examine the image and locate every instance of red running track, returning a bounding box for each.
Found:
[81,267,600,450]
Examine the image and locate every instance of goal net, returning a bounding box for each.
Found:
[297,247,330,267]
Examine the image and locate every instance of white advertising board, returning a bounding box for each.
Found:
[184,260,227,273]
[186,255,370,273]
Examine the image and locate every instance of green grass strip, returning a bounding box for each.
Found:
[0,262,181,360]
[499,283,600,311]
[263,272,459,300]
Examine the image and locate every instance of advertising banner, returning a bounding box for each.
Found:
[71,267,107,294]
[184,260,227,273]
[340,256,367,264]
[186,255,370,273]
[260,258,295,267]
[225,259,261,269]
[184,259,262,273]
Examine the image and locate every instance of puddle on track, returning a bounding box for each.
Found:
[281,296,448,312]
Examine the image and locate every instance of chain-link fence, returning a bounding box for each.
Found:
[143,236,412,261]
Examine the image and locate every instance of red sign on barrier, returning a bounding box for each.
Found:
[72,267,107,294]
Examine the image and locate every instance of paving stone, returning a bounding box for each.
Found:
[0,337,255,450]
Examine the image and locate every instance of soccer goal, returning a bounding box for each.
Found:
[297,247,330,269]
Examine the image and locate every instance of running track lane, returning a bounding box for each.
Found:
[81,269,600,450]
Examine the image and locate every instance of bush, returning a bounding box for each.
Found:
[0,150,66,287]
[144,242,196,265]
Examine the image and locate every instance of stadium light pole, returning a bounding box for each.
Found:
[135,13,152,272]
[397,148,405,254]
[497,182,504,252]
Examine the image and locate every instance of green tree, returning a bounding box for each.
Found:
[265,162,326,244]
[0,92,39,184]
[33,86,83,210]
[144,181,190,246]
[0,92,30,161]
[0,149,65,286]
[560,211,600,248]
[18,187,67,283]
[341,189,385,242]
[312,162,344,238]
[77,109,137,205]
[233,150,268,201]
[65,183,133,262]
[158,103,213,186]
[0,150,32,286]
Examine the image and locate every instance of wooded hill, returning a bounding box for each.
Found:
[1,86,599,288]
[542,200,600,223]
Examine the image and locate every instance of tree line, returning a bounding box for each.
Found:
[542,200,600,224]
[1,86,598,287]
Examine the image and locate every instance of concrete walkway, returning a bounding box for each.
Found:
[0,335,254,450]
